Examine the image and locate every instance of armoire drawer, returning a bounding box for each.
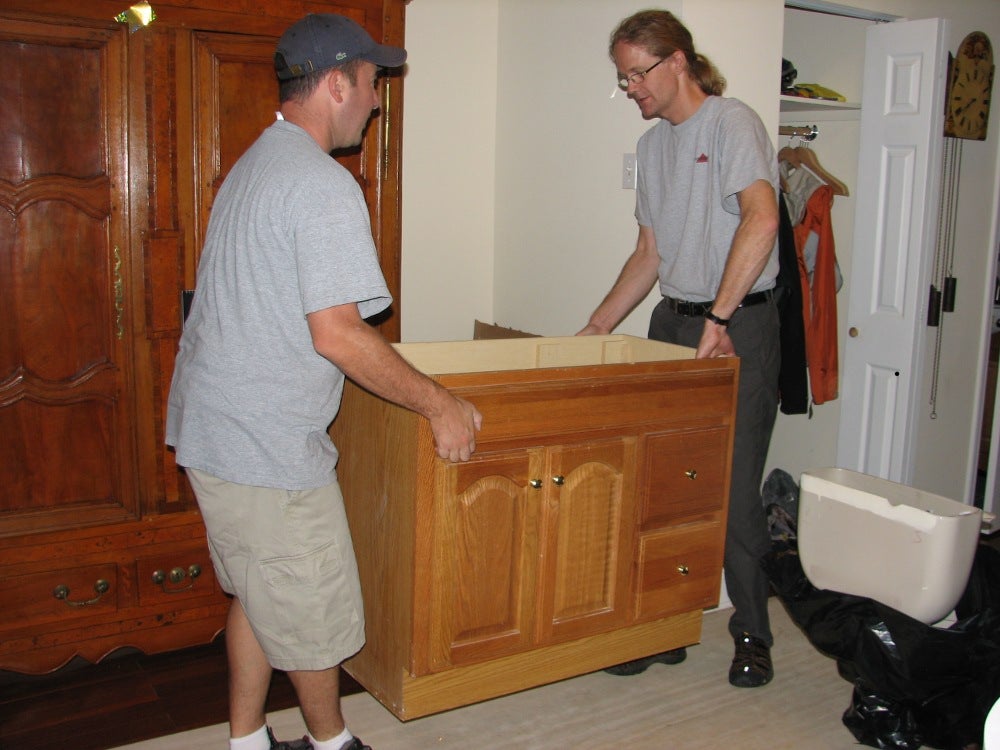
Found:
[136,547,220,606]
[0,563,119,631]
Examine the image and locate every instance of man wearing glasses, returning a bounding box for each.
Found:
[579,9,780,689]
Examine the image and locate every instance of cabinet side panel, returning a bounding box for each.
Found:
[333,381,418,711]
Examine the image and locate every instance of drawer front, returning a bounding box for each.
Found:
[136,547,220,607]
[0,563,119,631]
[453,370,735,448]
[640,427,729,529]
[635,523,724,620]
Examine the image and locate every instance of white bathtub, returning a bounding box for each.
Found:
[798,467,982,624]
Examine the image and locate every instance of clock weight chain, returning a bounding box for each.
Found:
[927,135,963,420]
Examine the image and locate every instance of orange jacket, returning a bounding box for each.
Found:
[793,185,838,405]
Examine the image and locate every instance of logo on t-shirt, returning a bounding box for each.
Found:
[696,153,709,164]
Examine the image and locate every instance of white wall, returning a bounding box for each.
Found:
[401,0,1000,502]
[402,0,782,343]
[399,0,499,343]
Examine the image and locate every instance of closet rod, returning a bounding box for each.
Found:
[778,124,818,141]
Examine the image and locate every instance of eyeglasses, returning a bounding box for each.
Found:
[617,58,665,91]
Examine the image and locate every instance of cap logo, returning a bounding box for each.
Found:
[335,52,347,60]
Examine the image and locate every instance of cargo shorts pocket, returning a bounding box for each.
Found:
[255,540,363,654]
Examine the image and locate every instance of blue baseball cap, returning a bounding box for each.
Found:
[274,14,407,81]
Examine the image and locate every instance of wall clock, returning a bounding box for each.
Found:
[944,31,994,141]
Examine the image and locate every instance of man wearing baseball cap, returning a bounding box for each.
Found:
[166,13,481,750]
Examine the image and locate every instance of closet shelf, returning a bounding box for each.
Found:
[780,94,861,121]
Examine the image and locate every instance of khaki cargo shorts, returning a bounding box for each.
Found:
[187,468,365,672]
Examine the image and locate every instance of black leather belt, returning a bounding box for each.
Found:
[664,289,774,317]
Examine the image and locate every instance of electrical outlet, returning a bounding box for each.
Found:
[622,153,637,190]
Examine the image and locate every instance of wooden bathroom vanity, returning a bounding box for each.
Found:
[330,335,739,719]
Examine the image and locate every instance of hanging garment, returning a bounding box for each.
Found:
[776,194,809,415]
[794,185,839,405]
[780,160,844,290]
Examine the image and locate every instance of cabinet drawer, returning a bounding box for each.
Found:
[136,547,219,606]
[0,563,119,631]
[452,370,735,448]
[640,427,729,528]
[635,523,724,620]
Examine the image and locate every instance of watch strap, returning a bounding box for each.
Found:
[704,310,730,327]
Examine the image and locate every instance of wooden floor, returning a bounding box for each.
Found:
[0,637,363,750]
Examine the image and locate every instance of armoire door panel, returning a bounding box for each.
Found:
[0,25,111,181]
[192,32,282,257]
[0,17,135,532]
[191,31,369,263]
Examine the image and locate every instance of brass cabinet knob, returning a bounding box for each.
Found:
[529,479,543,489]
[684,469,697,480]
[551,475,565,486]
[677,565,690,576]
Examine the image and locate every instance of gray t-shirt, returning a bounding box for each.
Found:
[165,119,391,490]
[636,95,779,302]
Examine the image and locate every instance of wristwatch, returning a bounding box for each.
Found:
[704,310,730,327]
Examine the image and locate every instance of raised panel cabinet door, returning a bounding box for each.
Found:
[426,449,544,671]
[536,438,637,644]
[0,18,136,534]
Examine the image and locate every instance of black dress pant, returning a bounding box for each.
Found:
[648,296,780,645]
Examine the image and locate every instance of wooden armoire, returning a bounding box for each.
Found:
[0,0,405,674]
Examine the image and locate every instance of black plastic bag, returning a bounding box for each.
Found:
[765,531,1000,749]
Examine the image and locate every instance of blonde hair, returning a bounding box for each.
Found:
[610,10,726,96]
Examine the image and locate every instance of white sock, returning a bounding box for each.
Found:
[230,724,269,750]
[307,727,353,750]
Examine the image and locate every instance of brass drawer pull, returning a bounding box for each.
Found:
[551,475,565,486]
[684,469,697,480]
[677,565,690,576]
[53,579,110,607]
[152,564,202,593]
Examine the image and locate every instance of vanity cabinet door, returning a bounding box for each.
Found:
[424,436,641,669]
[536,437,637,644]
[426,449,544,671]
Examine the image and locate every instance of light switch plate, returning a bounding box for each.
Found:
[622,153,637,190]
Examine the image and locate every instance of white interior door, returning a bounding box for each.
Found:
[836,17,950,483]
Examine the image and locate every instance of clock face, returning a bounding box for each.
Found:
[947,59,993,140]
[945,33,994,141]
